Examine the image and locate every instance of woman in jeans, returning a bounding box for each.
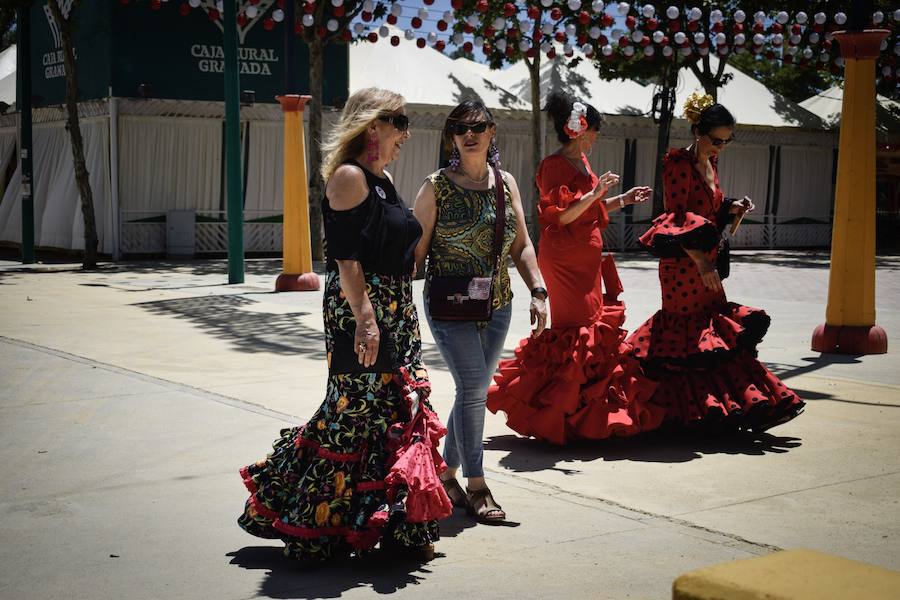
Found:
[414,99,547,523]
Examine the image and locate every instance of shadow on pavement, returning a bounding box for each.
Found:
[227,545,436,598]
[486,429,802,472]
[135,295,320,357]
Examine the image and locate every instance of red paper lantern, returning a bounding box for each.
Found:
[640,37,650,47]
[528,6,540,19]
[771,23,783,34]
[476,0,489,14]
[208,8,219,21]
[602,14,614,27]
[669,19,680,32]
[579,11,590,25]
[387,14,397,25]
[295,20,303,34]
[619,35,629,47]
[732,22,744,33]
[555,31,567,42]
[333,6,344,17]
[647,18,658,31]
[263,18,274,30]
[687,20,698,32]
[178,3,190,16]
[368,31,378,42]
[464,41,473,53]
[417,38,426,48]
[577,33,587,45]
[237,13,247,26]
[437,19,447,31]
[791,24,801,35]
[484,26,495,38]
[361,11,372,22]
[551,7,562,20]
[483,42,492,54]
[507,27,519,38]
[435,40,446,51]
[464,24,474,34]
[712,22,723,33]
[150,0,161,10]
[316,25,327,38]
[411,17,422,29]
[506,45,516,58]
[504,3,516,17]
[341,29,352,41]
[547,48,557,59]
[390,35,400,46]
[450,0,461,8]
[625,15,636,29]
[425,0,434,4]
[304,2,315,13]
[525,47,536,58]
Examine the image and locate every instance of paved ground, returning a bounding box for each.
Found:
[0,250,898,599]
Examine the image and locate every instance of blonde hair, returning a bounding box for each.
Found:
[320,87,406,183]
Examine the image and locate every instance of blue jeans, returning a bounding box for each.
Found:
[424,301,512,478]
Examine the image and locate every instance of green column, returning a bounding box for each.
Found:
[223,0,244,284]
[17,7,34,264]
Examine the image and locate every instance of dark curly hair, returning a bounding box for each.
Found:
[692,103,736,136]
[544,91,603,144]
[441,99,495,154]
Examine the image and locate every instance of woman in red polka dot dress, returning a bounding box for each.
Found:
[627,95,804,432]
[486,92,661,445]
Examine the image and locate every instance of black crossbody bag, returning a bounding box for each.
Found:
[427,166,506,321]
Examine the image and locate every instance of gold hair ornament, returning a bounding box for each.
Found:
[683,92,715,124]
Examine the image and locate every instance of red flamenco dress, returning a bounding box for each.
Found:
[486,153,661,445]
[626,148,804,431]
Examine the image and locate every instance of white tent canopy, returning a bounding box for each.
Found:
[0,45,16,107]
[800,84,900,134]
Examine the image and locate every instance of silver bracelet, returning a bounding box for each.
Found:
[618,196,625,209]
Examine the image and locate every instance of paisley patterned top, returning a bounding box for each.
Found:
[424,169,517,310]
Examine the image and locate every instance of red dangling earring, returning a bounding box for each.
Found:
[367,134,379,162]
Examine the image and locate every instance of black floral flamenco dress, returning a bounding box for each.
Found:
[626,148,804,432]
[238,161,451,560]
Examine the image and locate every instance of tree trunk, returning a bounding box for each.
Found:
[527,54,542,243]
[651,65,679,217]
[307,36,325,261]
[49,0,98,269]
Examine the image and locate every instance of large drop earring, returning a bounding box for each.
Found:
[488,137,501,167]
[367,134,379,163]
[448,145,461,171]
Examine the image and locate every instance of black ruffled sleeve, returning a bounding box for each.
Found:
[323,198,372,262]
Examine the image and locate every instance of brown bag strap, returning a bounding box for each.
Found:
[490,165,506,275]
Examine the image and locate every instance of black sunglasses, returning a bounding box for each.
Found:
[708,134,735,147]
[378,113,410,132]
[451,121,490,136]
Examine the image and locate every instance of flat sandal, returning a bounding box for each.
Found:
[441,477,467,509]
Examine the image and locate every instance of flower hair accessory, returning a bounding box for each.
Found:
[683,92,715,124]
[563,101,588,139]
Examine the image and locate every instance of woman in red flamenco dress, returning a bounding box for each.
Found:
[486,92,660,445]
[626,95,804,432]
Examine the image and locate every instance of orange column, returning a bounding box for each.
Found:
[275,94,320,292]
[811,30,889,354]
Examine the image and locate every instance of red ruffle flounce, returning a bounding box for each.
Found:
[487,304,664,445]
[639,211,719,257]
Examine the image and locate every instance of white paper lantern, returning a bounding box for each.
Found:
[754,11,765,24]
[452,32,464,44]
[602,44,614,56]
[881,38,889,51]
[699,46,708,55]
[404,29,415,41]
[362,0,374,12]
[542,22,554,35]
[592,1,605,13]
[590,26,602,39]
[302,13,314,27]
[623,45,635,56]
[694,32,705,44]
[520,39,531,51]
[493,17,506,30]
[653,30,665,43]
[835,56,844,67]
[786,45,797,55]
[883,65,892,76]
[710,9,723,23]
[715,32,726,45]
[733,33,746,46]
[752,33,764,46]
[583,43,595,55]
[894,42,900,56]
[796,11,808,24]
[674,31,686,44]
[331,0,344,6]
[324,18,337,31]
[680,46,692,56]
[377,25,388,37]
[643,45,655,56]
[662,45,673,57]
[475,36,485,47]
[813,12,826,25]
[642,4,654,18]
[802,47,813,59]
[353,22,365,34]
[666,6,678,20]
[442,11,453,21]
[564,43,574,54]
[733,10,745,24]
[427,32,437,44]
[245,5,257,18]
[819,52,829,63]
[390,4,401,16]
[873,11,885,24]
[566,23,577,37]
[540,41,551,52]
[541,0,553,7]
[216,0,223,12]
[894,9,900,22]
[789,34,801,45]
[418,8,429,19]
[809,32,820,44]
[617,2,630,16]
[188,0,200,7]
[776,11,789,24]
[689,7,702,21]
[834,12,847,25]
[466,14,479,26]
[568,0,582,11]
[272,8,284,22]
[632,30,644,43]
[496,39,507,52]
[773,33,784,46]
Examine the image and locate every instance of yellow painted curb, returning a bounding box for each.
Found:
[673,549,900,600]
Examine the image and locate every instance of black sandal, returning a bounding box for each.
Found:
[465,486,506,524]
[441,477,467,509]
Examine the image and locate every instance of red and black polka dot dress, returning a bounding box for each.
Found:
[626,148,804,432]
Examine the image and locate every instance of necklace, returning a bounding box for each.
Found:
[459,165,489,184]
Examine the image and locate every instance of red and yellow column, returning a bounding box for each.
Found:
[811,29,889,354]
[275,95,320,292]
